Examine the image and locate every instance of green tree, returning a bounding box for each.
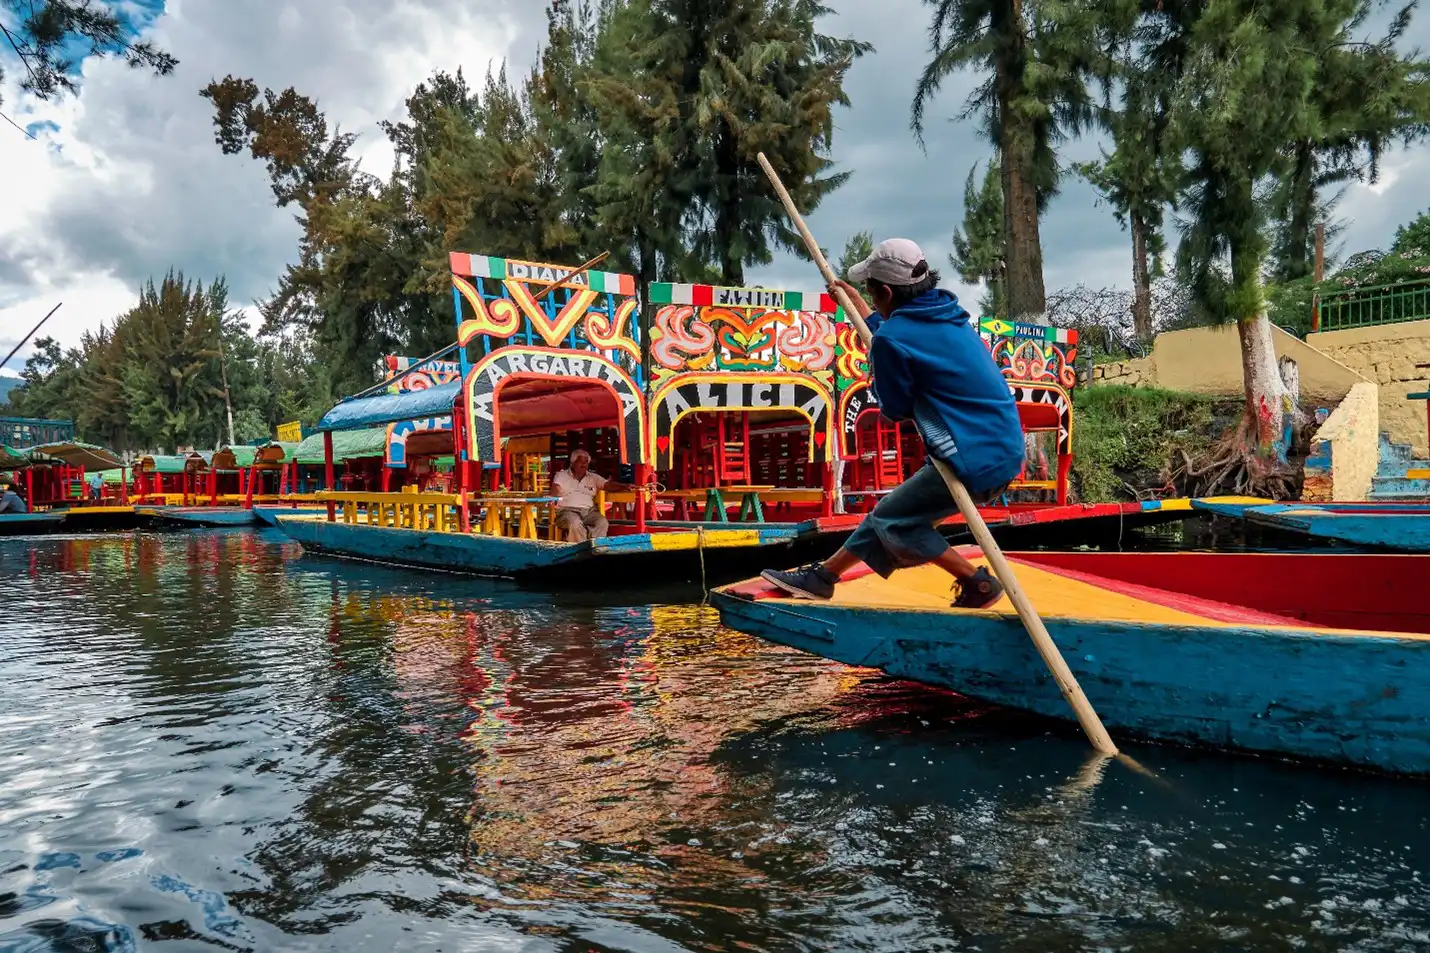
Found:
[0,0,175,108]
[950,159,1006,317]
[1169,0,1413,472]
[1268,6,1430,281]
[913,0,1099,319]
[835,231,874,280]
[621,0,871,284]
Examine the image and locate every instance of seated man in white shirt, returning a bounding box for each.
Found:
[550,450,633,542]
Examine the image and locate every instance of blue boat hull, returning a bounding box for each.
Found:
[1246,509,1430,553]
[711,590,1430,775]
[138,506,258,527]
[252,506,327,527]
[276,517,802,585]
[0,512,66,535]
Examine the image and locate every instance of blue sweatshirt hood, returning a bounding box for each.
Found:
[890,288,971,325]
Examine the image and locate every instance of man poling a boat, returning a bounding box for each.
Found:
[761,238,1026,609]
[551,449,634,542]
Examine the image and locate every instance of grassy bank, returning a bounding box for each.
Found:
[1071,385,1235,502]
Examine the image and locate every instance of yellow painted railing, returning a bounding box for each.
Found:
[315,491,561,541]
[318,491,467,533]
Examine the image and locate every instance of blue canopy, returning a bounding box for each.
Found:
[317,382,460,432]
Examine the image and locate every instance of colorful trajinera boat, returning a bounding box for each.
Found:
[273,251,1195,579]
[712,551,1430,774]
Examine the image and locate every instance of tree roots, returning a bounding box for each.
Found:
[1164,417,1304,500]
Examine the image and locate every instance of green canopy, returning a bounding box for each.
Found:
[294,428,388,465]
[30,441,123,471]
[141,454,191,474]
[0,446,30,468]
[91,468,127,485]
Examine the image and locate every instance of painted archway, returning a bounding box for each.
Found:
[463,346,648,464]
[1010,382,1073,453]
[837,381,881,460]
[648,373,834,470]
[387,416,453,467]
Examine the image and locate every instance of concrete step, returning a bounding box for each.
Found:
[1370,491,1430,502]
[1372,476,1430,495]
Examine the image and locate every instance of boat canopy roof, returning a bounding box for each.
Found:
[15,441,123,471]
[0,446,29,468]
[317,382,459,432]
[211,446,259,471]
[140,452,207,474]
[293,428,388,465]
[258,441,300,464]
[91,468,127,484]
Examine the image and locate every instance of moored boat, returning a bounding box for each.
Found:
[277,509,801,585]
[711,550,1430,775]
[1242,504,1430,552]
[0,511,66,535]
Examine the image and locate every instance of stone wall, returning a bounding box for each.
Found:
[1300,381,1380,502]
[1306,319,1430,457]
[1089,356,1155,387]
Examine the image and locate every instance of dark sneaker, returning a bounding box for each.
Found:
[952,567,1004,609]
[761,563,839,600]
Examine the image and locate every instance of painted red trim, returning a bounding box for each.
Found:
[1011,558,1318,627]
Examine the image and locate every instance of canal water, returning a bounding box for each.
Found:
[2,530,1428,952]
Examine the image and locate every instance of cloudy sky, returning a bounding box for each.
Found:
[1,0,1427,375]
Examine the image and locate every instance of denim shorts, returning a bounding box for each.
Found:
[844,464,1006,578]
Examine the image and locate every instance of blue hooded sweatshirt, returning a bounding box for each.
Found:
[869,289,1025,493]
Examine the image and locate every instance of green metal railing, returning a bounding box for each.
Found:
[1316,279,1430,331]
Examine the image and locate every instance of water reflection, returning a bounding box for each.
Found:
[0,530,1427,952]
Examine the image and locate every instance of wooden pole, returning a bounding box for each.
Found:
[756,151,1118,756]
[532,251,610,303]
[323,432,336,522]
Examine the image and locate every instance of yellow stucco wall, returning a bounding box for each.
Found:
[1300,381,1379,502]
[1145,325,1368,405]
[1307,319,1430,457]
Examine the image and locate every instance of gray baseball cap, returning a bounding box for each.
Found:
[847,238,928,285]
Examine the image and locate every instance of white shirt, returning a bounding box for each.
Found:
[551,469,608,511]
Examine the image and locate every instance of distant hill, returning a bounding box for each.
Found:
[0,377,19,408]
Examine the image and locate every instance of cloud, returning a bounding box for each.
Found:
[0,0,538,365]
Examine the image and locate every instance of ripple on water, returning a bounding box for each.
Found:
[0,529,1428,952]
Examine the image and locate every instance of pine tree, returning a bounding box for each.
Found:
[0,0,175,108]
[1169,0,1401,473]
[619,0,871,285]
[913,0,1099,319]
[1268,5,1430,281]
[950,159,1007,317]
[836,231,874,280]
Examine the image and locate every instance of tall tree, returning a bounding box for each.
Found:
[1168,0,1424,474]
[1268,4,1430,281]
[1076,83,1178,345]
[622,0,871,285]
[0,0,175,107]
[913,0,1099,319]
[950,159,1007,317]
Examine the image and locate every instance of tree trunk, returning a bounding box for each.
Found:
[1130,211,1153,345]
[996,6,1046,321]
[714,124,743,286]
[1282,141,1315,281]
[1237,310,1294,465]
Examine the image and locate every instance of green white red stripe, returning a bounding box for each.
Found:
[448,252,636,297]
[648,282,838,312]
